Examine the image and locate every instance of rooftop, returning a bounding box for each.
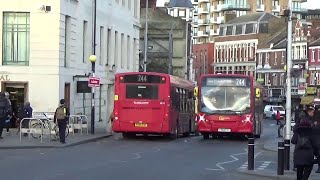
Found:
[167,0,194,9]
[224,12,278,25]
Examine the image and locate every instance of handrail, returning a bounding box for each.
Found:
[20,118,44,143]
[68,115,89,136]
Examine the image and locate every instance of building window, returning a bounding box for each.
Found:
[121,33,124,68]
[115,31,119,66]
[312,49,315,62]
[273,74,278,86]
[297,46,301,59]
[258,53,262,65]
[266,52,270,65]
[302,45,307,58]
[2,12,30,65]
[64,15,70,67]
[83,20,88,63]
[106,29,111,65]
[99,26,104,66]
[318,49,320,61]
[310,72,315,85]
[280,73,284,85]
[127,35,131,69]
[274,52,277,65]
[292,46,295,60]
[281,51,284,64]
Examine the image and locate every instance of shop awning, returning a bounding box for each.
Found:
[300,96,315,105]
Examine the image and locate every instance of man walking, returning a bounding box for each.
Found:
[54,99,69,144]
[0,92,11,139]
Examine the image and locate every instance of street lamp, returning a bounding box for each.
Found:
[285,0,293,141]
[89,54,97,134]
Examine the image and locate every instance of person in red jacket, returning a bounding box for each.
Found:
[276,110,281,125]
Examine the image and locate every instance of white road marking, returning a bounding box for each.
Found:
[257,161,271,170]
[132,152,142,159]
[205,149,248,171]
[238,152,263,169]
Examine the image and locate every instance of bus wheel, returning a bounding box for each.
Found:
[182,132,190,137]
[202,133,209,140]
[122,133,134,138]
[122,133,129,138]
[170,124,179,139]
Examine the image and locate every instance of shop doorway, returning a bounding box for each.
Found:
[64,83,70,108]
[2,82,28,112]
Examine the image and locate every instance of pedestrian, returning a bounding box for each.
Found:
[291,116,319,180]
[312,108,320,173]
[4,92,12,135]
[24,102,33,118]
[54,99,69,144]
[0,92,11,139]
[276,110,281,125]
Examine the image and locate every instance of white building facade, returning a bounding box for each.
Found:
[0,0,140,131]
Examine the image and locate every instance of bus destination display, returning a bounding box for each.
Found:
[123,74,163,83]
[204,77,249,87]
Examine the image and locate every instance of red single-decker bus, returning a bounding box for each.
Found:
[112,72,196,139]
[195,74,263,139]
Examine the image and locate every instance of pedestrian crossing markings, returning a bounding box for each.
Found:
[239,161,271,170]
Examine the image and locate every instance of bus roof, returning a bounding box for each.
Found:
[115,72,195,90]
[200,74,251,79]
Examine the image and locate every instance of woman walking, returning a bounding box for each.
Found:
[291,117,319,180]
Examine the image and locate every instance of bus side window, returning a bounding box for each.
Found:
[176,87,180,110]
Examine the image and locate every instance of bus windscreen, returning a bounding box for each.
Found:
[200,77,251,114]
[126,84,159,99]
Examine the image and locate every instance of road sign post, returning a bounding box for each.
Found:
[88,77,100,87]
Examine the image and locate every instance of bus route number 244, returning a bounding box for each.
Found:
[235,78,246,86]
[138,75,147,82]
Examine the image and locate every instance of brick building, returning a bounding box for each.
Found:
[192,43,214,83]
[213,12,285,78]
[307,38,320,98]
[256,20,320,105]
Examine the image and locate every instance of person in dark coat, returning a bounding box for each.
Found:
[291,118,319,180]
[312,112,320,173]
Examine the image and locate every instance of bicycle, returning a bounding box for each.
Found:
[31,113,69,140]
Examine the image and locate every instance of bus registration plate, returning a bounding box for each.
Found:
[218,128,231,132]
[135,123,148,127]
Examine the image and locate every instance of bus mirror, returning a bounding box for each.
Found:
[194,87,198,97]
[255,88,261,98]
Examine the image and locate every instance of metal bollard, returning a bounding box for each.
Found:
[277,141,285,175]
[248,137,255,170]
[284,139,290,170]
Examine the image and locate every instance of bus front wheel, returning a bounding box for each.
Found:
[202,133,209,139]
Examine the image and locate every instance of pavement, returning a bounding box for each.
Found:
[0,128,112,149]
[236,119,320,179]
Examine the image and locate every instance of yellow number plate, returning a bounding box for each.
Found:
[134,123,148,127]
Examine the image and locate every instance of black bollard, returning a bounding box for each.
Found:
[277,141,285,175]
[284,139,290,170]
[248,137,255,170]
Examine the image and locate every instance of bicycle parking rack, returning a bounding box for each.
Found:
[19,118,52,143]
[69,115,89,136]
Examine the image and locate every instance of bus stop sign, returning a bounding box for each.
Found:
[88,77,100,87]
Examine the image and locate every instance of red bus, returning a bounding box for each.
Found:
[195,74,263,139]
[112,72,196,139]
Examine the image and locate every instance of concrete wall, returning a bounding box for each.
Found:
[140,8,188,78]
[0,0,140,131]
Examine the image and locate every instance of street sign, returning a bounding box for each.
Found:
[88,77,100,87]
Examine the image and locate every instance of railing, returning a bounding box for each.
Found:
[19,118,52,143]
[69,115,89,136]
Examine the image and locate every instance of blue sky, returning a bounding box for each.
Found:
[156,0,320,9]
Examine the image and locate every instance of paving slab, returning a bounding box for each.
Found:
[237,169,318,180]
[0,129,112,149]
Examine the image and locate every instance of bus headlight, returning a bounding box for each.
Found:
[242,115,252,124]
